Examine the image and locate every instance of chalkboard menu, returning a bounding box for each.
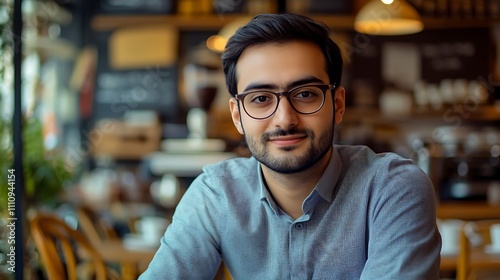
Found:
[307,0,352,14]
[348,27,491,105]
[92,31,180,122]
[418,28,490,82]
[93,68,178,118]
[92,0,176,14]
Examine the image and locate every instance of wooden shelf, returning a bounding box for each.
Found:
[437,201,500,220]
[91,13,500,31]
[422,17,498,29]
[91,13,355,31]
[92,14,245,31]
[342,105,500,124]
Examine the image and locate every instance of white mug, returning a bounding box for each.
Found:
[135,216,170,243]
[438,219,464,255]
[490,223,500,249]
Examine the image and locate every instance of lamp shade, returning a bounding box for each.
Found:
[354,0,423,36]
[206,17,251,53]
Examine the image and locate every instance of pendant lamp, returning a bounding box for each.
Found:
[354,0,423,35]
[206,17,251,53]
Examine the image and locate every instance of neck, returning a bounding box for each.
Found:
[261,148,332,220]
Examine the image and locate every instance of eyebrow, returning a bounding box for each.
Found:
[242,76,326,92]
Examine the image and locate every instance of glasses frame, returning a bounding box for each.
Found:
[235,84,336,120]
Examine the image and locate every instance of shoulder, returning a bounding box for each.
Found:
[336,144,426,177]
[336,145,433,196]
[203,156,261,199]
[175,157,257,208]
[176,156,261,219]
[186,156,260,197]
[200,156,259,180]
[336,144,408,164]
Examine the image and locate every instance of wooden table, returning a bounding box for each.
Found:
[93,240,158,280]
[437,201,500,275]
[440,254,457,271]
[468,248,500,268]
[437,202,500,220]
[440,248,500,276]
[94,239,232,280]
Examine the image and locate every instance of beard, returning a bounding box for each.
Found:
[243,124,334,174]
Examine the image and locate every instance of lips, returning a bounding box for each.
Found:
[268,135,307,146]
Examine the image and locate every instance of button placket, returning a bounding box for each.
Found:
[289,221,307,279]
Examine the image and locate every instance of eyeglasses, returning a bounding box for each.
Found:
[235,84,336,120]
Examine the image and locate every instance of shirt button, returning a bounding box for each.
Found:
[295,223,304,230]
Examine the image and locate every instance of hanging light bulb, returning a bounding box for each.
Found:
[354,0,423,36]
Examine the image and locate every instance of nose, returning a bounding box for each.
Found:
[271,97,298,129]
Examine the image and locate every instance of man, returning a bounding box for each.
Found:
[140,13,441,279]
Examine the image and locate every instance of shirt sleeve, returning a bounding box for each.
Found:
[139,172,225,280]
[360,157,442,280]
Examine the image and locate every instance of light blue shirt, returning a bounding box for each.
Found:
[140,145,441,279]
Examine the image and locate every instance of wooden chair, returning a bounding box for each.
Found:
[76,206,231,279]
[457,219,500,280]
[75,205,118,245]
[30,212,119,280]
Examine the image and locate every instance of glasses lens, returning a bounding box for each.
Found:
[289,86,325,114]
[243,91,278,119]
[241,85,328,119]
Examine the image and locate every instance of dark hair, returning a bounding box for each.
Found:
[221,13,343,97]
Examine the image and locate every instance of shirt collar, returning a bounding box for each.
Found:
[258,145,343,208]
[258,163,280,215]
[314,146,342,202]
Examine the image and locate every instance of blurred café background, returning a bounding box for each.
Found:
[0,0,500,279]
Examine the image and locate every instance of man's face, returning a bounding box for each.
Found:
[229,41,345,174]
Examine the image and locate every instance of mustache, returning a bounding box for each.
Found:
[262,128,313,141]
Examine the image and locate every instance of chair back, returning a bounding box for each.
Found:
[76,205,118,245]
[457,219,500,280]
[30,212,110,280]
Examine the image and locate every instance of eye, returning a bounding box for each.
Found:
[247,92,275,104]
[296,91,315,98]
[252,95,269,103]
[292,89,320,100]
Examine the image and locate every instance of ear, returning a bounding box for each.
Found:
[229,98,244,135]
[334,86,346,125]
